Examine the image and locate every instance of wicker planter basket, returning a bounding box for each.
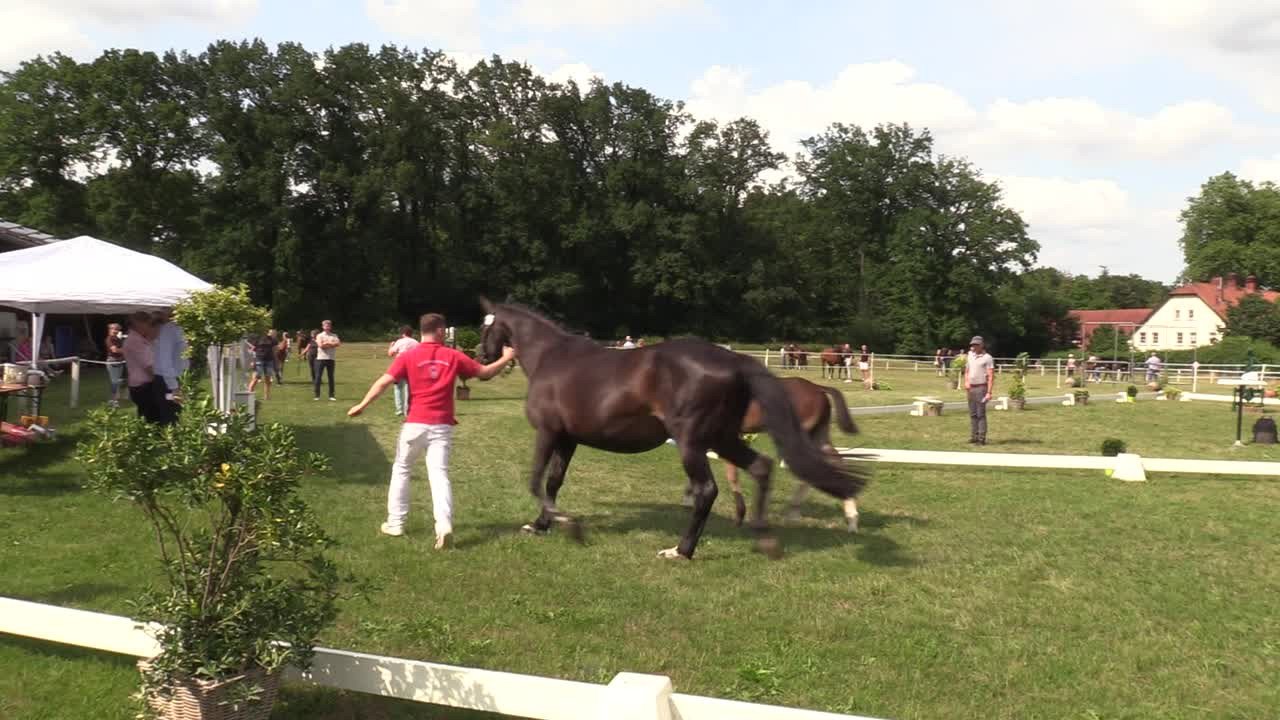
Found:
[137,660,281,720]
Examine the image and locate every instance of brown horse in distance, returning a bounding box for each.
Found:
[479,300,871,560]
[682,376,862,532]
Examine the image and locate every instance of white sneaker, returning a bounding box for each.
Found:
[328,397,337,402]
[380,522,404,537]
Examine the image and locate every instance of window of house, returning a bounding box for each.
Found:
[1177,332,1184,345]
[1139,332,1147,344]
[1153,332,1159,344]
[1189,309,1194,319]
[1175,309,1180,319]
[1210,333,1218,344]
[1190,332,1197,345]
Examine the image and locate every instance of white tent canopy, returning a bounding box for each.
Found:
[0,235,212,367]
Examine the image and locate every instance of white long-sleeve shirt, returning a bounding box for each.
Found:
[153,321,188,391]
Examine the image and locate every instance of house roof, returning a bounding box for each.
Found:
[0,220,60,252]
[1068,308,1153,326]
[1167,274,1280,320]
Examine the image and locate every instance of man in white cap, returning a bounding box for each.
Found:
[965,335,995,445]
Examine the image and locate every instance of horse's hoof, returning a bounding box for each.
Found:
[556,516,586,544]
[520,523,548,535]
[657,547,689,560]
[755,536,784,560]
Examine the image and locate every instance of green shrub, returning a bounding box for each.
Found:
[1101,438,1127,456]
[77,387,340,708]
[454,326,481,352]
[1126,384,1139,397]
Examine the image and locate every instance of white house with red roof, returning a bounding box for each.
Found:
[1131,274,1279,351]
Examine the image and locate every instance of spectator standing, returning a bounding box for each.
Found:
[273,331,289,384]
[313,320,340,401]
[387,325,420,416]
[248,330,277,401]
[123,312,162,423]
[303,330,319,383]
[859,344,872,389]
[151,308,186,424]
[104,323,126,408]
[347,313,516,549]
[1145,352,1162,383]
[965,335,995,445]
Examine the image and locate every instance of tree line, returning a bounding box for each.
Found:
[0,40,1180,354]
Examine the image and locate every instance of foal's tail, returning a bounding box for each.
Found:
[742,363,869,500]
[819,384,857,434]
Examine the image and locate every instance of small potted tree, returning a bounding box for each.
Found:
[78,286,340,720]
[1073,387,1090,405]
[1009,352,1029,410]
[1126,384,1139,403]
[1101,437,1127,456]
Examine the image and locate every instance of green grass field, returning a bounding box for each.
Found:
[3,345,1279,720]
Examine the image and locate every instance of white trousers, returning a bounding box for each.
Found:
[387,423,454,536]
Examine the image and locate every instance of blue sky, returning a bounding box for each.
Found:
[8,0,1280,282]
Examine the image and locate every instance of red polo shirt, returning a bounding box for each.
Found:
[387,341,482,425]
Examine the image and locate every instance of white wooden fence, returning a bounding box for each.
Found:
[0,596,884,720]
[836,447,1280,482]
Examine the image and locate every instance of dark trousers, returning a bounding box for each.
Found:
[308,357,317,383]
[967,384,988,441]
[313,359,335,398]
[130,377,175,425]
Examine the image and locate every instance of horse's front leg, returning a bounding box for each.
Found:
[662,445,718,560]
[522,432,584,542]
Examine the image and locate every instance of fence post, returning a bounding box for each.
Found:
[764,349,770,368]
[69,358,80,409]
[599,673,673,720]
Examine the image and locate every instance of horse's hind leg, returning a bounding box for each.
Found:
[725,461,747,527]
[661,447,719,560]
[713,438,781,559]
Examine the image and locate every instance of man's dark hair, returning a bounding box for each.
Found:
[419,313,446,335]
[399,325,413,337]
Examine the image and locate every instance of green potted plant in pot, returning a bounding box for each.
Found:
[1073,388,1090,405]
[78,388,337,720]
[949,353,967,391]
[1009,352,1029,410]
[77,285,340,720]
[1126,384,1139,403]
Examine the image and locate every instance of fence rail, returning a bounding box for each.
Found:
[0,596,884,720]
[836,447,1280,482]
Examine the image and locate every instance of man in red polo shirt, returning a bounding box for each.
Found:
[348,313,515,549]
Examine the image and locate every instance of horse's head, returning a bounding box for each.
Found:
[478,297,512,363]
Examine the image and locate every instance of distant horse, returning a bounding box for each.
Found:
[681,376,862,531]
[479,300,870,560]
[820,345,850,380]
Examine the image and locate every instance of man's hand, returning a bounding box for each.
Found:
[347,403,366,418]
[500,345,516,362]
[983,392,992,403]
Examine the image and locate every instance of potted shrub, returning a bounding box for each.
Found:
[950,353,967,390]
[78,391,338,720]
[1101,437,1127,456]
[1126,385,1139,403]
[1163,387,1182,400]
[1009,352,1029,410]
[1073,388,1090,405]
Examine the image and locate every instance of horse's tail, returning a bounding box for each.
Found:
[742,363,869,500]
[819,384,857,434]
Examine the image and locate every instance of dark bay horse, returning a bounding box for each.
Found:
[479,300,869,560]
[682,376,862,532]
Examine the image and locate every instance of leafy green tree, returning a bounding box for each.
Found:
[1180,173,1280,285]
[1225,294,1280,344]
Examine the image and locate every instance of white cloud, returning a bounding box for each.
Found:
[0,4,92,67]
[0,0,258,69]
[365,0,483,50]
[59,0,258,26]
[1238,154,1280,184]
[993,175,1183,279]
[543,62,602,88]
[507,0,704,30]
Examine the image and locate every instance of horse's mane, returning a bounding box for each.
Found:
[496,302,571,337]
